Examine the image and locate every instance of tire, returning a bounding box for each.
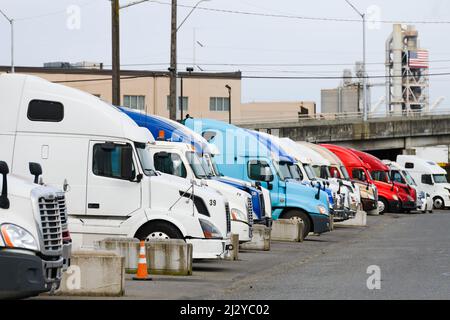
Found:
[282,210,311,239]
[378,198,388,215]
[433,196,445,210]
[135,221,184,241]
[429,210,433,214]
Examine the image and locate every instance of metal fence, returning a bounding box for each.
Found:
[234,109,450,126]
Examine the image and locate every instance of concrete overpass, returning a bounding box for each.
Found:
[238,114,450,159]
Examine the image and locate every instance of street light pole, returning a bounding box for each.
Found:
[225,85,231,124]
[344,0,367,121]
[0,9,14,73]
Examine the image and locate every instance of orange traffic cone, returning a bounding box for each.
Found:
[133,240,152,281]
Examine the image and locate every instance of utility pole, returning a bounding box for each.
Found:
[0,9,14,73]
[168,0,178,121]
[111,0,121,106]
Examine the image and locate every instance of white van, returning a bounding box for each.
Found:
[397,155,450,209]
[0,74,230,259]
[0,161,65,298]
[382,160,433,213]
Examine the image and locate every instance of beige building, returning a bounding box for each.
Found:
[0,65,316,123]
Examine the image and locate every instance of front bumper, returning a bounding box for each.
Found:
[388,200,401,212]
[231,220,251,243]
[187,238,230,260]
[310,213,331,234]
[330,208,350,221]
[361,198,377,212]
[401,200,417,211]
[0,250,63,299]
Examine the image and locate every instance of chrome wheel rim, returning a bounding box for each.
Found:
[434,198,444,209]
[146,232,170,240]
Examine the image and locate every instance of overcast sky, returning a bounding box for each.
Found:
[1,0,449,111]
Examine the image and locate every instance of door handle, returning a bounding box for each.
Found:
[88,203,100,209]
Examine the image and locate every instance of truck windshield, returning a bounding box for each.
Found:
[199,155,216,177]
[304,164,316,180]
[371,170,391,183]
[209,155,223,176]
[321,166,331,179]
[289,164,302,180]
[433,174,448,183]
[135,143,156,176]
[185,152,208,178]
[402,170,416,186]
[276,161,293,180]
[340,166,350,179]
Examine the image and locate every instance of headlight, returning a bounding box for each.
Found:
[1,224,39,251]
[317,205,329,216]
[393,194,398,201]
[230,208,247,222]
[199,219,223,239]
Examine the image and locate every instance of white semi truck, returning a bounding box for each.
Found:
[397,155,450,209]
[0,161,65,299]
[0,74,231,259]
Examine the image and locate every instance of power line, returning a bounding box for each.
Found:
[151,0,450,25]
[51,71,450,84]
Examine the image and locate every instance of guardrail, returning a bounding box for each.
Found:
[234,109,450,125]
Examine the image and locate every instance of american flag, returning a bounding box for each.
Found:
[409,50,429,69]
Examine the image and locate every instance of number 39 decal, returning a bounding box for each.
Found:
[209,199,216,206]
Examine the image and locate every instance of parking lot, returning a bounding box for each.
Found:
[39,210,450,300]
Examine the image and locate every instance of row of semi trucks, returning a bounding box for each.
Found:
[1,74,449,299]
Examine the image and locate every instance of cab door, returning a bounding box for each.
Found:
[86,141,141,216]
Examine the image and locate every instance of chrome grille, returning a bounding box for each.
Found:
[246,197,254,238]
[56,193,68,229]
[225,202,231,234]
[38,196,63,254]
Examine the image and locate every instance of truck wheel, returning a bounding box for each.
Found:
[433,196,444,210]
[282,210,311,239]
[135,221,184,241]
[378,198,388,215]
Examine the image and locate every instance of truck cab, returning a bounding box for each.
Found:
[397,155,450,209]
[321,144,379,215]
[351,150,415,214]
[383,160,432,213]
[119,107,272,227]
[185,118,331,239]
[0,74,230,260]
[0,161,65,299]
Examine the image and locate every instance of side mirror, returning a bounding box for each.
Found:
[266,182,273,191]
[121,146,136,181]
[29,162,43,184]
[315,184,321,200]
[0,161,10,209]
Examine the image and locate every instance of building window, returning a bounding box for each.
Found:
[166,96,188,111]
[123,95,145,111]
[209,97,230,111]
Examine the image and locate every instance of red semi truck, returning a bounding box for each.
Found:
[350,149,417,213]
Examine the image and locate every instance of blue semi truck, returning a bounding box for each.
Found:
[184,118,331,238]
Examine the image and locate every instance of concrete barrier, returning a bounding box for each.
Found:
[239,225,271,251]
[225,234,239,261]
[58,250,125,297]
[271,219,304,242]
[335,210,367,227]
[95,238,193,276]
